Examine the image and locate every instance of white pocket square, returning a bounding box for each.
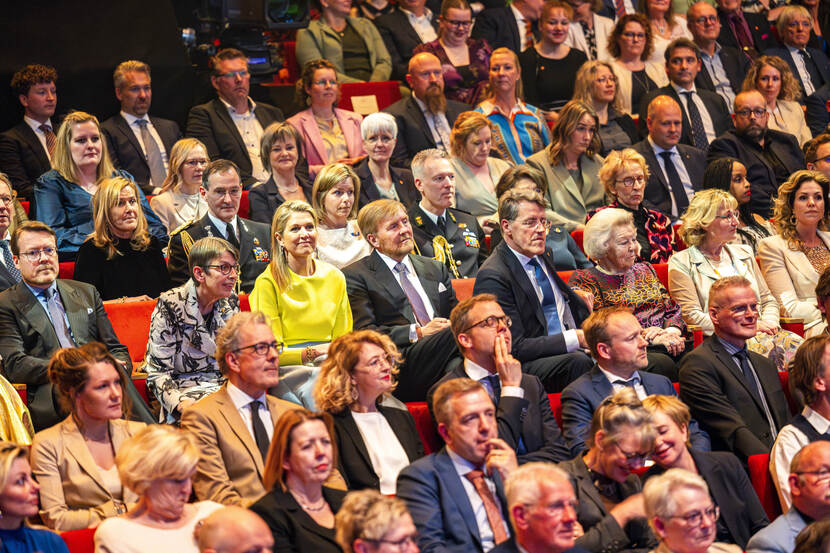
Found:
[87,307,93,314]
[438,283,447,293]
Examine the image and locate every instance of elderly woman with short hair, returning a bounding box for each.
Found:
[312,163,371,269]
[335,489,418,553]
[570,208,686,361]
[354,113,418,210]
[93,425,223,553]
[587,148,674,264]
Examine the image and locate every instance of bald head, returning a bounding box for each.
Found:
[647,96,683,149]
[789,441,830,520]
[198,507,274,553]
[407,53,445,101]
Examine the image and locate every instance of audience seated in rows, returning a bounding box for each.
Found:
[315,330,424,493]
[313,163,372,269]
[250,200,353,407]
[93,425,223,553]
[355,113,419,210]
[334,490,419,553]
[186,48,284,188]
[429,293,571,463]
[745,56,813,148]
[678,276,791,462]
[149,138,211,233]
[166,160,271,293]
[409,149,487,278]
[0,221,153,431]
[374,0,439,82]
[196,506,274,553]
[145,236,240,423]
[0,174,23,292]
[101,60,182,196]
[765,6,830,102]
[609,14,670,114]
[180,311,300,507]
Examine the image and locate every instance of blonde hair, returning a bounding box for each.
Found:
[52,111,116,184]
[113,60,150,90]
[0,442,29,504]
[357,199,407,238]
[742,55,802,102]
[450,111,494,158]
[641,394,692,448]
[598,149,649,200]
[90,176,151,260]
[160,138,209,194]
[269,200,318,291]
[777,5,813,40]
[773,170,830,250]
[573,61,625,115]
[485,48,523,102]
[643,468,711,521]
[335,490,412,553]
[312,163,360,223]
[678,189,737,247]
[588,387,655,451]
[116,425,199,496]
[314,330,401,413]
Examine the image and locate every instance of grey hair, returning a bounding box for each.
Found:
[583,208,635,260]
[498,188,547,222]
[505,462,573,527]
[361,112,398,141]
[643,468,710,521]
[411,149,449,182]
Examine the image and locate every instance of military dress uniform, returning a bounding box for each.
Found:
[408,204,488,279]
[167,213,272,293]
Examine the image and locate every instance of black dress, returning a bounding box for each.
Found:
[519,47,589,112]
[74,235,172,300]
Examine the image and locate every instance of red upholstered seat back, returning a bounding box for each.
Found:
[748,453,782,521]
[338,81,402,113]
[451,279,475,301]
[59,262,74,280]
[103,299,157,363]
[406,401,442,454]
[547,393,562,430]
[61,527,96,553]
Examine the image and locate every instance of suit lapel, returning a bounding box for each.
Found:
[216,386,265,474]
[212,99,247,155]
[397,10,424,52]
[368,251,413,321]
[16,123,50,168]
[550,163,585,209]
[406,98,435,147]
[590,366,614,398]
[644,147,670,193]
[115,116,148,169]
[435,449,483,549]
[18,284,57,347]
[497,244,546,329]
[572,458,611,516]
[58,281,88,345]
[238,219,253,265]
[410,255,441,312]
[338,411,375,471]
[709,338,768,413]
[61,419,111,495]
[298,111,327,165]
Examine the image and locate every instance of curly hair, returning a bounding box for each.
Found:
[678,188,737,247]
[547,100,600,165]
[90,176,151,260]
[742,55,802,102]
[572,60,625,115]
[773,169,830,250]
[11,64,57,97]
[295,59,340,107]
[314,330,402,413]
[607,13,653,61]
[598,148,649,200]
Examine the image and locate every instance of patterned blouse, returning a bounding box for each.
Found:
[414,38,492,106]
[144,280,240,423]
[586,202,674,264]
[475,100,551,165]
[569,263,686,331]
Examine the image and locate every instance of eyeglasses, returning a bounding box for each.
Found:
[669,505,720,526]
[204,263,240,275]
[786,20,812,28]
[616,175,645,188]
[516,218,552,230]
[462,315,512,333]
[795,467,830,482]
[535,499,579,517]
[20,247,57,262]
[811,156,830,164]
[443,18,472,27]
[622,32,646,40]
[232,340,284,356]
[363,535,418,551]
[184,159,209,167]
[217,70,249,79]
[715,210,739,221]
[312,79,338,87]
[692,15,718,24]
[615,444,649,467]
[596,76,617,84]
[735,108,767,118]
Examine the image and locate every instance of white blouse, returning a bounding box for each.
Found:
[316,220,372,269]
[352,410,410,495]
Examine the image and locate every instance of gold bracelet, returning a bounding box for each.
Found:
[305,346,315,365]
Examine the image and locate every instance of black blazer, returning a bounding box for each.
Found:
[0,121,52,202]
[0,279,153,430]
[631,139,706,219]
[678,336,791,462]
[250,486,346,553]
[409,204,487,279]
[331,405,424,491]
[717,9,778,54]
[644,449,769,548]
[186,98,284,188]
[470,6,537,53]
[100,114,182,195]
[428,358,571,463]
[354,157,420,210]
[695,45,751,98]
[805,82,830,136]
[375,8,440,81]
[247,173,314,224]
[764,46,830,100]
[384,96,469,167]
[559,456,657,553]
[637,85,733,145]
[707,129,805,218]
[473,241,590,363]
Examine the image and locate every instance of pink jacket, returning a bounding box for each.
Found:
[287,107,365,176]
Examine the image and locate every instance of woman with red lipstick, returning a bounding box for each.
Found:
[641,395,768,549]
[150,138,211,233]
[314,330,424,493]
[312,163,371,269]
[250,409,346,553]
[701,157,772,254]
[0,442,69,553]
[759,170,830,338]
[74,176,171,302]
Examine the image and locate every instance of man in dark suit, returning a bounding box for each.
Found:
[167,160,271,293]
[385,53,469,167]
[101,60,182,196]
[708,90,806,218]
[409,149,486,279]
[375,0,439,81]
[688,2,750,109]
[473,189,593,393]
[561,307,710,457]
[428,294,571,463]
[344,198,460,401]
[638,39,733,149]
[0,221,154,431]
[0,64,58,203]
[633,96,706,220]
[186,48,284,188]
[397,378,517,553]
[765,7,830,101]
[0,176,21,293]
[678,276,791,463]
[715,0,777,57]
[470,0,542,53]
[805,83,830,136]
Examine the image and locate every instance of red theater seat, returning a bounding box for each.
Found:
[61,527,96,553]
[239,293,250,312]
[338,81,402,113]
[20,201,30,216]
[406,401,442,454]
[570,229,584,253]
[748,453,782,521]
[104,299,157,364]
[59,262,74,280]
[451,279,475,301]
[239,190,249,220]
[547,393,562,430]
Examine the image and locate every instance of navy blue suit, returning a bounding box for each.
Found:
[764,46,830,101]
[397,447,510,553]
[561,365,710,457]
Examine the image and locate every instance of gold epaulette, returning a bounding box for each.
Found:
[181,230,195,259]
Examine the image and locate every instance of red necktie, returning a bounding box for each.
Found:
[39,124,56,157]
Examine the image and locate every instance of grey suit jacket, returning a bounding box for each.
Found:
[746,508,807,553]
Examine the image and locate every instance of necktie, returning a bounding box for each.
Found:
[226,221,240,249]
[728,13,757,57]
[681,91,708,149]
[465,470,509,545]
[247,400,271,461]
[0,241,21,283]
[798,50,824,95]
[437,215,447,235]
[523,19,534,50]
[483,374,501,403]
[394,262,431,326]
[39,124,56,157]
[432,113,452,152]
[614,0,626,19]
[528,258,562,335]
[135,119,167,189]
[613,376,640,388]
[659,151,689,217]
[45,288,75,349]
[734,348,777,439]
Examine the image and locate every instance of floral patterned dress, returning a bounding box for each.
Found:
[586,202,674,264]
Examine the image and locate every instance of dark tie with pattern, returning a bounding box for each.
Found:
[135,119,167,189]
[437,215,447,235]
[39,124,56,157]
[798,49,825,92]
[681,91,709,149]
[248,400,271,461]
[659,151,689,217]
[45,288,75,349]
[483,374,501,403]
[0,241,21,283]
